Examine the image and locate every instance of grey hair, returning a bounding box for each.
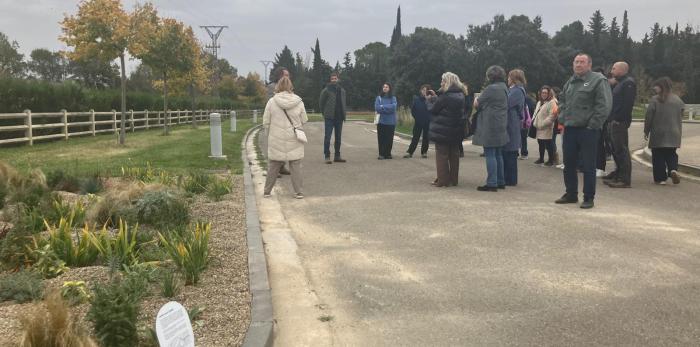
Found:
[486,65,506,83]
[441,72,463,92]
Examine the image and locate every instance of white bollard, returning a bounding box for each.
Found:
[230,111,237,132]
[253,109,258,124]
[209,113,227,159]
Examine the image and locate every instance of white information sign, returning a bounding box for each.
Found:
[155,301,195,347]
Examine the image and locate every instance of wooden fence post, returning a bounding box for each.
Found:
[61,109,69,140]
[90,109,96,136]
[112,110,117,134]
[129,110,135,132]
[24,109,33,146]
[145,110,149,130]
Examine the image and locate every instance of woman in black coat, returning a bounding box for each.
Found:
[426,72,467,187]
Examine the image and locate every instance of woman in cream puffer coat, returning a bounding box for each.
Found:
[532,86,557,166]
[262,77,308,198]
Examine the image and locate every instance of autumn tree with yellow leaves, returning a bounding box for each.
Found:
[61,0,134,145]
[132,16,201,135]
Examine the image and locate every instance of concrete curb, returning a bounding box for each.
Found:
[241,124,274,347]
[632,147,700,182]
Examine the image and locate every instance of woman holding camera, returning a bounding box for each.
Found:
[426,72,466,187]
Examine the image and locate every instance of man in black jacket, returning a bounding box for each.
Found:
[604,62,637,188]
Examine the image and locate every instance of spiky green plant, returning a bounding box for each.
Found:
[91,219,140,268]
[44,216,99,267]
[158,222,211,285]
[206,177,232,201]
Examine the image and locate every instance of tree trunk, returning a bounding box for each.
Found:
[119,53,127,145]
[163,71,169,135]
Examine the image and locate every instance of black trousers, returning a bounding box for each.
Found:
[596,121,611,171]
[651,148,679,182]
[377,124,396,157]
[609,121,631,184]
[563,127,600,200]
[407,122,429,155]
[537,139,554,162]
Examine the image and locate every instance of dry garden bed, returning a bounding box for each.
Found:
[0,161,250,346]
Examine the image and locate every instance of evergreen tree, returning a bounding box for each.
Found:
[271,45,296,81]
[390,6,402,48]
[607,17,621,61]
[588,10,607,60]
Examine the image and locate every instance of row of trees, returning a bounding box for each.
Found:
[268,8,700,110]
[1,0,268,144]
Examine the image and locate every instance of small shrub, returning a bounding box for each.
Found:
[31,244,68,279]
[134,190,189,229]
[8,169,50,209]
[0,216,42,270]
[181,171,212,194]
[160,271,181,298]
[188,305,205,322]
[87,272,147,347]
[19,291,97,347]
[207,177,232,201]
[61,281,91,306]
[44,198,86,228]
[80,175,104,195]
[45,217,100,267]
[0,269,44,303]
[159,222,211,285]
[46,170,81,193]
[0,180,7,209]
[85,183,145,227]
[121,162,174,186]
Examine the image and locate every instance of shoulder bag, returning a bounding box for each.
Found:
[282,109,308,143]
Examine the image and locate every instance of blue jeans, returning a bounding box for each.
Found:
[503,150,519,185]
[563,127,600,200]
[484,147,504,187]
[323,118,343,157]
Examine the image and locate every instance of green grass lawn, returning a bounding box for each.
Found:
[0,119,256,176]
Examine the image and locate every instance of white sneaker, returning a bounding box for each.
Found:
[519,156,529,160]
[596,169,606,177]
[556,164,565,170]
[295,193,305,199]
[655,181,667,185]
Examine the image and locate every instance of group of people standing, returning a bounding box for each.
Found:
[260,53,686,209]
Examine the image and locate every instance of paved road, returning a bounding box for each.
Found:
[268,122,700,346]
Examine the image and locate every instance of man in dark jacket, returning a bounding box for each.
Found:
[604,61,637,188]
[405,84,431,158]
[555,53,612,209]
[319,72,347,164]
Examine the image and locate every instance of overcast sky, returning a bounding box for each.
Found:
[1,0,698,79]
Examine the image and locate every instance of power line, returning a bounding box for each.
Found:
[200,25,228,59]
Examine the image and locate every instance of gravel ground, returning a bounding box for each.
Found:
[0,175,251,346]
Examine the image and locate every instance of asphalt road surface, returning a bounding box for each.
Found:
[267,121,700,346]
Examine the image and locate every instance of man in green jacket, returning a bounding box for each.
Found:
[555,53,613,209]
[319,72,347,164]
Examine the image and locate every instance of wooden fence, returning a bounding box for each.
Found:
[0,109,260,146]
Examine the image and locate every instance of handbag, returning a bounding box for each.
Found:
[374,96,381,125]
[282,109,308,143]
